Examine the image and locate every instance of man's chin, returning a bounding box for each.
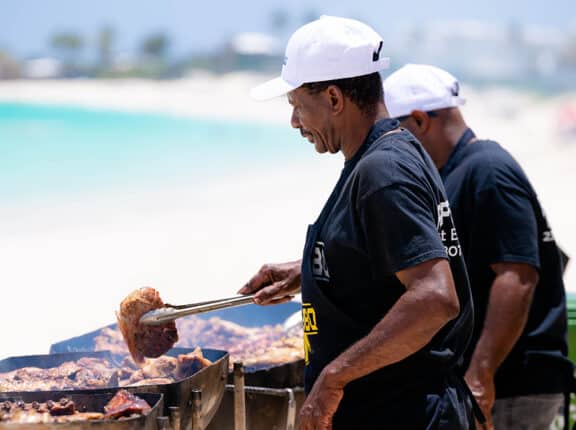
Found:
[313,143,327,154]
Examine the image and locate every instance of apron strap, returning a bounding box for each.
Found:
[453,372,487,426]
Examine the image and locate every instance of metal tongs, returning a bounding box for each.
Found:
[139,294,257,326]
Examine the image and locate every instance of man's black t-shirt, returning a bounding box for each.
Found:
[440,130,571,397]
[308,118,474,397]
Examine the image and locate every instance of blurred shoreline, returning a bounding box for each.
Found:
[0,73,291,124]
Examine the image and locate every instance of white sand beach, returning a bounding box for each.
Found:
[0,73,575,358]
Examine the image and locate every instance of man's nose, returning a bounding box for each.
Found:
[290,109,300,129]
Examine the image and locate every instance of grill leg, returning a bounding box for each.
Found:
[157,416,171,430]
[169,405,181,430]
[233,362,246,430]
[191,389,203,430]
[285,388,296,430]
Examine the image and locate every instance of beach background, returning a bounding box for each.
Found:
[0,0,575,359]
[0,75,575,358]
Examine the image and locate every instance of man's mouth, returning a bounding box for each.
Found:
[300,130,314,142]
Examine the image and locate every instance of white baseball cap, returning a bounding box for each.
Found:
[383,64,466,118]
[250,15,390,101]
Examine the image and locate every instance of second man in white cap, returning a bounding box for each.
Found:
[384,63,571,430]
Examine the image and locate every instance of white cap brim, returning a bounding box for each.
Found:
[250,76,298,101]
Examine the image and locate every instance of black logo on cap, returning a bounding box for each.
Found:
[451,81,460,96]
[372,41,383,62]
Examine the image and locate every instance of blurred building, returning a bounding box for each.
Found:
[212,32,283,73]
[391,20,576,90]
[22,57,63,79]
[0,52,21,79]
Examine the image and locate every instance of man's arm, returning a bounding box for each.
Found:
[464,262,538,427]
[299,257,460,429]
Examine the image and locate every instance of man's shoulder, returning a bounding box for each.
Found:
[457,139,528,190]
[353,135,440,202]
[358,137,426,183]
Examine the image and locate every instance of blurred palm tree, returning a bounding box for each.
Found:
[98,25,115,71]
[51,32,84,69]
[141,33,170,62]
[269,9,289,34]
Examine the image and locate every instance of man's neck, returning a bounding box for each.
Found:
[341,105,388,161]
[435,122,469,169]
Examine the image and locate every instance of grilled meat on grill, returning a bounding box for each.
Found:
[0,390,151,423]
[0,397,103,423]
[116,287,178,365]
[94,315,305,370]
[0,358,119,392]
[103,389,151,419]
[123,347,210,386]
[0,350,212,392]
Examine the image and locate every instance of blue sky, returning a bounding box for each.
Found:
[1,0,574,58]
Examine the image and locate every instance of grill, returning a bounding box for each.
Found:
[0,348,228,430]
[47,301,304,429]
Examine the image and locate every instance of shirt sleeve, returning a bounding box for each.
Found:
[359,183,447,276]
[474,180,540,269]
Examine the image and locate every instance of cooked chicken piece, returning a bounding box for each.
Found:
[103,389,151,419]
[141,356,178,378]
[58,412,104,421]
[123,377,174,387]
[116,287,178,365]
[176,348,212,379]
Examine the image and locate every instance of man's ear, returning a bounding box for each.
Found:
[411,110,431,132]
[326,85,344,114]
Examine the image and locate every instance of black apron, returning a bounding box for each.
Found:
[300,130,480,429]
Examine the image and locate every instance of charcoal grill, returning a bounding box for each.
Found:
[0,348,228,430]
[0,391,163,430]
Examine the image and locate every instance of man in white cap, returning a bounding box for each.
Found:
[240,17,478,429]
[383,64,572,430]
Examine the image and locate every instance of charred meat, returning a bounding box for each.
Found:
[103,389,151,419]
[0,391,151,423]
[0,350,211,392]
[0,398,93,423]
[116,287,178,365]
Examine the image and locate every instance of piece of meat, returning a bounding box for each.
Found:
[141,356,178,379]
[47,398,76,416]
[176,348,212,379]
[124,377,173,387]
[103,389,151,419]
[116,287,178,365]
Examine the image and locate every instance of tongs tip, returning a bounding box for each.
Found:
[139,307,177,326]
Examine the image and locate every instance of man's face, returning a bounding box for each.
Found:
[287,87,338,154]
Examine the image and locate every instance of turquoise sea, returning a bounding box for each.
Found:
[0,102,333,358]
[0,103,308,203]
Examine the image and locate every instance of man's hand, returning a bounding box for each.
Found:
[238,260,302,305]
[465,368,495,430]
[464,262,538,430]
[298,368,344,430]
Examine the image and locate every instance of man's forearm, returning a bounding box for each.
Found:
[467,265,537,376]
[322,279,458,388]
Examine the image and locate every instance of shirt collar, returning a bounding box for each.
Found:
[439,127,476,179]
